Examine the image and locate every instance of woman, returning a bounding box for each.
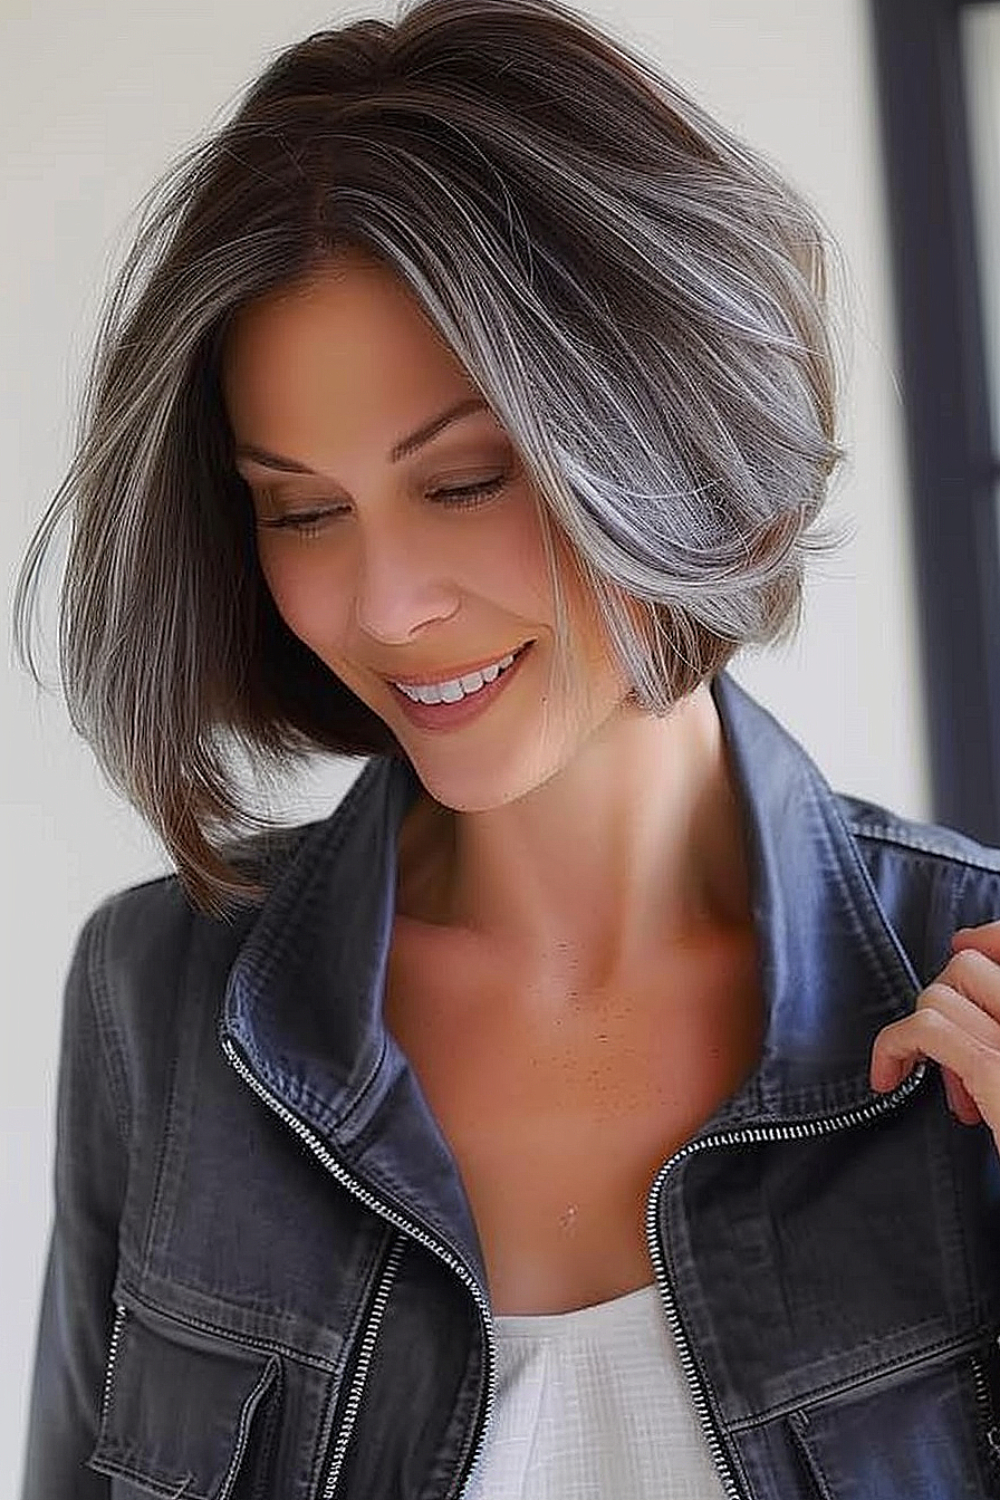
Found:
[14,0,1000,1495]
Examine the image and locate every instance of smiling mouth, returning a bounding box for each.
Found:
[391,641,533,704]
[387,640,535,724]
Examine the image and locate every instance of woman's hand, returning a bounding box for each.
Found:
[870,921,1000,1151]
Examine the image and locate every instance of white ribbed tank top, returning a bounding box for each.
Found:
[462,1282,727,1499]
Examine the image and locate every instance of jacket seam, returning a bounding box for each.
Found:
[786,1411,836,1500]
[245,757,388,993]
[845,817,1000,874]
[85,903,133,1151]
[139,908,199,1273]
[823,790,921,999]
[312,1223,404,1497]
[723,1327,987,1432]
[229,756,399,1135]
[118,1282,339,1373]
[90,1451,203,1499]
[335,1031,390,1138]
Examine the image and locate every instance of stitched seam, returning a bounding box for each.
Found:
[724,1328,984,1432]
[821,789,919,999]
[119,1284,339,1373]
[227,758,395,1130]
[230,758,401,1133]
[91,1452,202,1499]
[320,1232,407,1497]
[787,1413,837,1500]
[141,1026,184,1274]
[217,1355,281,1500]
[246,757,389,989]
[335,1030,390,1137]
[85,905,132,1149]
[309,1222,397,1496]
[847,818,1000,872]
[246,1022,388,1138]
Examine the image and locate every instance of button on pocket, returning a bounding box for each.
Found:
[88,1301,281,1499]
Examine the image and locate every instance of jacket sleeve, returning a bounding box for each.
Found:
[19,903,129,1499]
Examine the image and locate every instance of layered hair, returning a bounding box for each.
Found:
[13,0,848,918]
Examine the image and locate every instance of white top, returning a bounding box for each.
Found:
[463,1283,727,1500]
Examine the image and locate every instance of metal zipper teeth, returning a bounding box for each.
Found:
[972,1352,992,1438]
[322,1234,407,1499]
[220,1035,495,1500]
[971,1336,1000,1469]
[98,1302,127,1433]
[643,1060,929,1500]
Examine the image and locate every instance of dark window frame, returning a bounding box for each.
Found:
[870,0,1000,841]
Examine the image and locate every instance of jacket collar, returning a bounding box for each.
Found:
[710,672,921,1127]
[220,672,922,1278]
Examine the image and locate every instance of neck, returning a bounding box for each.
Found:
[397,682,753,991]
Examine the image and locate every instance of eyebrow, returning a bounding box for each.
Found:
[233,396,490,474]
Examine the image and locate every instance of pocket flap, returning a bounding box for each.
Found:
[89,1302,280,1500]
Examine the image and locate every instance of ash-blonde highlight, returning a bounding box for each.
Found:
[13,0,849,917]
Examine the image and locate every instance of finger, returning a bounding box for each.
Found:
[931,947,1000,1027]
[952,920,1000,964]
[870,1003,1000,1111]
[942,1064,983,1125]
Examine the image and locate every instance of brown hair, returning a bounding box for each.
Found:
[12,0,848,919]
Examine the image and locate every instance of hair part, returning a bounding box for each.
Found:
[13,0,850,918]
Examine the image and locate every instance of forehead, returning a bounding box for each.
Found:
[224,258,464,396]
[223,255,479,450]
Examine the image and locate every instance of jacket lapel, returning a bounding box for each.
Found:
[220,671,925,1292]
[220,750,489,1292]
[709,672,922,1127]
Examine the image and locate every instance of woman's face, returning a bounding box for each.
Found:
[222,252,632,811]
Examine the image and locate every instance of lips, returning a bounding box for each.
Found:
[388,640,534,731]
[388,640,533,691]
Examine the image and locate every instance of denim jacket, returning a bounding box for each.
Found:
[19,672,1000,1500]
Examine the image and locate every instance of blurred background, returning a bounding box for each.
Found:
[3,0,999,1491]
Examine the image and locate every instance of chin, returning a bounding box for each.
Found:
[407,740,568,815]
[407,766,524,815]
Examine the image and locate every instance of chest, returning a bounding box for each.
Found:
[383,919,765,1313]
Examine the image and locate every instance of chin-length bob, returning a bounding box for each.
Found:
[14,0,848,919]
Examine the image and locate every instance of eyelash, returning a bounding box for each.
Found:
[259,475,508,539]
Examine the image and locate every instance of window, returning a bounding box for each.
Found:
[871,0,1000,841]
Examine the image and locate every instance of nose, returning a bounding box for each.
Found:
[351,514,460,645]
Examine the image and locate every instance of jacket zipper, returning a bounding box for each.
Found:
[643,1058,929,1500]
[98,1302,127,1435]
[220,1035,495,1500]
[971,1332,1000,1479]
[321,1233,407,1497]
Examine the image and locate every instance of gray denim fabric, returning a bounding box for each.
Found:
[19,673,1000,1499]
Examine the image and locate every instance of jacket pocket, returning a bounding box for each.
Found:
[88,1300,282,1499]
[785,1336,1000,1499]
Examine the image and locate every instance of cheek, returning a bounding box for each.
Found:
[476,490,554,612]
[256,543,352,651]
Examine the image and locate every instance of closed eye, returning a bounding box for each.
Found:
[430,476,507,506]
[257,474,508,538]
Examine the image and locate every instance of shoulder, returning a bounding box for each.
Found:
[68,816,328,1062]
[71,757,394,1051]
[92,816,320,951]
[837,794,1000,980]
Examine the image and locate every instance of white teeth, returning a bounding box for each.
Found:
[395,649,518,705]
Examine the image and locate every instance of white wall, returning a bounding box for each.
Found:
[1,0,926,1490]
